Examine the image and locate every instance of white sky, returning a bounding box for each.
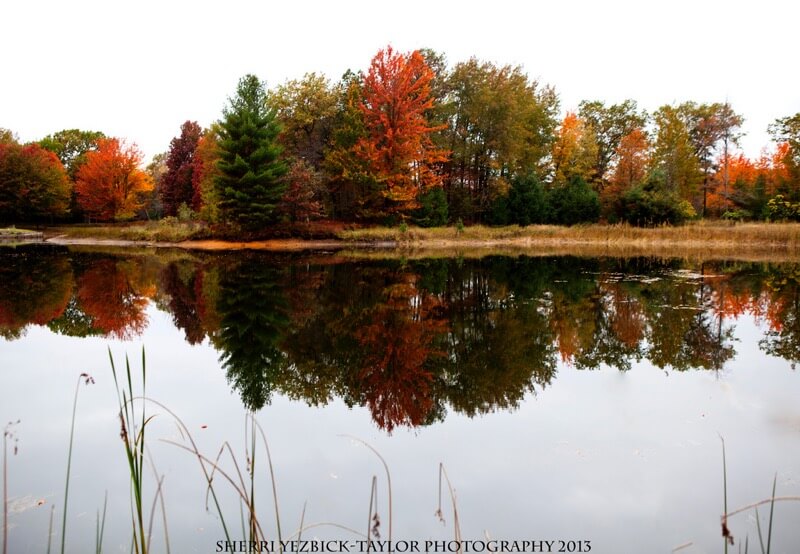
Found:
[1,0,798,162]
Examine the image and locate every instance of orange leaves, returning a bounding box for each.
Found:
[551,112,598,187]
[725,153,758,185]
[75,138,153,221]
[76,259,149,339]
[357,46,449,214]
[610,128,649,192]
[356,273,448,432]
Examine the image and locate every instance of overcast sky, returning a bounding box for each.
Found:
[1,0,797,162]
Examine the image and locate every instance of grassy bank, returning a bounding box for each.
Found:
[337,221,800,248]
[335,221,800,260]
[0,227,42,239]
[36,221,800,260]
[44,220,208,243]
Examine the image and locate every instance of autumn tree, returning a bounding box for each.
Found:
[38,129,105,179]
[442,58,559,221]
[160,120,203,216]
[277,159,325,222]
[651,105,701,203]
[37,129,106,221]
[356,46,449,217]
[323,70,379,219]
[191,125,222,222]
[0,140,71,222]
[268,72,337,168]
[551,112,599,187]
[144,151,167,218]
[674,102,744,215]
[0,128,16,145]
[769,112,800,187]
[715,102,744,211]
[215,74,287,230]
[577,100,647,189]
[74,138,153,221]
[610,128,650,192]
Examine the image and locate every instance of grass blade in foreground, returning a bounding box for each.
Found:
[109,348,149,554]
[61,373,94,554]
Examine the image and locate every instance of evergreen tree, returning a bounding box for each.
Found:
[507,173,548,225]
[547,175,600,225]
[215,75,287,230]
[413,186,448,227]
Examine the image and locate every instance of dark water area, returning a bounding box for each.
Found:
[1,244,799,553]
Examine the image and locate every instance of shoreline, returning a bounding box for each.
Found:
[5,222,800,261]
[37,233,800,263]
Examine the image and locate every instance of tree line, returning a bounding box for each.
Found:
[1,46,799,228]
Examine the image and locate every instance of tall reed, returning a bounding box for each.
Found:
[61,373,94,554]
[109,348,149,554]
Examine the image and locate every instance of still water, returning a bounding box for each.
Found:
[1,244,799,553]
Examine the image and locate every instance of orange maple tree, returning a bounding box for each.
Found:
[707,153,757,213]
[610,128,649,192]
[75,138,153,221]
[357,46,449,215]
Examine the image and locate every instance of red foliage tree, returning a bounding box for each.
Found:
[75,138,153,221]
[356,46,449,216]
[161,121,203,216]
[278,159,325,222]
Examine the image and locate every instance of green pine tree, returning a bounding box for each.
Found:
[215,75,287,231]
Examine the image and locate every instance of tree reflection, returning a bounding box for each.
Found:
[3,246,800,430]
[159,261,206,344]
[356,273,447,431]
[214,255,290,410]
[75,258,150,339]
[760,265,800,366]
[0,246,72,339]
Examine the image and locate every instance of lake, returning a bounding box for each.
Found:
[1,244,799,553]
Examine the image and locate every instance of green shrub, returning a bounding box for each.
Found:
[177,202,196,222]
[617,186,693,226]
[767,194,800,221]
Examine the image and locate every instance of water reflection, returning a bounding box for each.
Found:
[2,245,799,430]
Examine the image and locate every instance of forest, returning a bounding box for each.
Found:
[1,46,800,231]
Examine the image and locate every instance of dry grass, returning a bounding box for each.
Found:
[0,227,37,235]
[337,221,800,247]
[336,222,800,259]
[45,220,208,243]
[0,227,42,242]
